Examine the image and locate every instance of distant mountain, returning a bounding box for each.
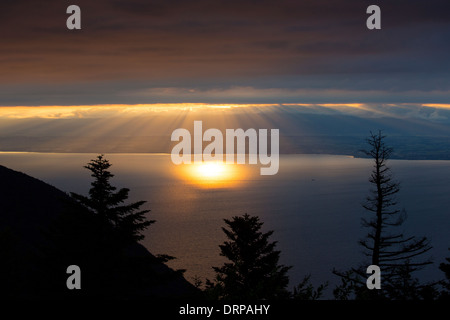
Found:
[0,164,200,299]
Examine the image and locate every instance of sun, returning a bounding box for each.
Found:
[174,161,247,188]
[194,162,227,179]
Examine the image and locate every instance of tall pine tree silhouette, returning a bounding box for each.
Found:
[206,213,291,299]
[71,154,154,243]
[360,132,432,292]
[334,131,433,299]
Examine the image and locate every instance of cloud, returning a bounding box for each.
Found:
[2,82,450,106]
[0,0,449,105]
[121,86,450,104]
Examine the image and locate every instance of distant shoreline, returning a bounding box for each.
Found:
[1,151,449,162]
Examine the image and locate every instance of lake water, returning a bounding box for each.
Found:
[1,152,449,297]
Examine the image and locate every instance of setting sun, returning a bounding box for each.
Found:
[194,162,227,179]
[175,161,248,188]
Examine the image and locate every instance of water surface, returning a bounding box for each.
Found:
[1,152,449,296]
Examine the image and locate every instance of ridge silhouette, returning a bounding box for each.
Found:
[0,164,199,299]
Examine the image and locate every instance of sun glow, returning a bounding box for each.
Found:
[0,104,275,119]
[194,162,227,179]
[175,161,248,188]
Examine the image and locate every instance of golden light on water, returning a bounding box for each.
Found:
[175,161,248,188]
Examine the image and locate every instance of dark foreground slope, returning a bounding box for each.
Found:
[0,164,200,299]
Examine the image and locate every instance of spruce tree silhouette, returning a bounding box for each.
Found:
[44,155,195,298]
[70,154,154,243]
[439,249,450,299]
[206,213,291,299]
[292,275,328,300]
[333,131,433,299]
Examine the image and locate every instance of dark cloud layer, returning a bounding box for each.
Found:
[1,0,449,104]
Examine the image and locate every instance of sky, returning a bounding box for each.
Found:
[1,0,450,106]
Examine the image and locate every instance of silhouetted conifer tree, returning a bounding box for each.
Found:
[292,275,328,300]
[360,132,432,279]
[334,131,433,299]
[42,155,195,298]
[206,214,291,299]
[71,154,154,243]
[439,249,450,299]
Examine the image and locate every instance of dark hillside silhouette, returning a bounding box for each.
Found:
[0,164,68,245]
[0,164,70,297]
[0,163,199,299]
